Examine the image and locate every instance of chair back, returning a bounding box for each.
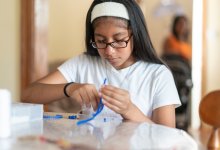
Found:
[199,90,220,149]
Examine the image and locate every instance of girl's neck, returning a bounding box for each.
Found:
[115,57,136,70]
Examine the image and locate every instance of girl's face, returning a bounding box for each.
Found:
[93,17,135,70]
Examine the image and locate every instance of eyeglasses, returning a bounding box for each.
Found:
[91,35,132,49]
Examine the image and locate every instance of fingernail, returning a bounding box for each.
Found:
[102,99,106,104]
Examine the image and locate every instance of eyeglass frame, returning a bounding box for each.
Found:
[91,35,133,49]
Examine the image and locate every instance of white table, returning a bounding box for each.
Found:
[0,113,198,150]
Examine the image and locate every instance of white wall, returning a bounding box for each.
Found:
[0,0,20,101]
[142,0,192,55]
[205,0,220,93]
[48,0,92,64]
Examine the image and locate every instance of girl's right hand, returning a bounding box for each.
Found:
[67,83,100,110]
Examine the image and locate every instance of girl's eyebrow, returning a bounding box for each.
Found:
[94,33,105,38]
[94,32,127,38]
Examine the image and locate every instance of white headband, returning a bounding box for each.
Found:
[91,2,130,23]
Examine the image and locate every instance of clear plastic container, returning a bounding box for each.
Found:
[11,102,43,124]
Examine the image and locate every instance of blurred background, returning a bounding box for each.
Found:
[0,0,220,131]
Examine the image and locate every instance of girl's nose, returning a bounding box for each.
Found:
[104,45,115,56]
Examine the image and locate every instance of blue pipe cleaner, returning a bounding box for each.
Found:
[77,78,107,125]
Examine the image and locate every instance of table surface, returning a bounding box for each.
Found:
[0,112,198,150]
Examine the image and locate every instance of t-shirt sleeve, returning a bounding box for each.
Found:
[153,65,181,110]
[57,55,81,82]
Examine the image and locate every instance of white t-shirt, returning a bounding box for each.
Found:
[58,54,181,118]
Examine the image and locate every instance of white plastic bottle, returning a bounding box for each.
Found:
[0,89,11,138]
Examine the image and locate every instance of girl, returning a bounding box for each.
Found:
[22,0,180,128]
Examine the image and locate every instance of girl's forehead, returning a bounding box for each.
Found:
[93,17,129,30]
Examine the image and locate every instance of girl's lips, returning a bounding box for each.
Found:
[107,58,118,64]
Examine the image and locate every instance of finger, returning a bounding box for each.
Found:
[84,88,94,107]
[91,89,99,110]
[102,94,123,107]
[102,85,127,95]
[102,85,128,98]
[102,99,121,113]
[101,87,125,102]
[85,86,99,109]
[72,92,83,105]
[79,88,90,105]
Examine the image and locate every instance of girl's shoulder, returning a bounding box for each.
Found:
[138,61,171,77]
[140,61,168,71]
[68,53,101,64]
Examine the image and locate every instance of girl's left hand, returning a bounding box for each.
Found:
[100,85,133,118]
